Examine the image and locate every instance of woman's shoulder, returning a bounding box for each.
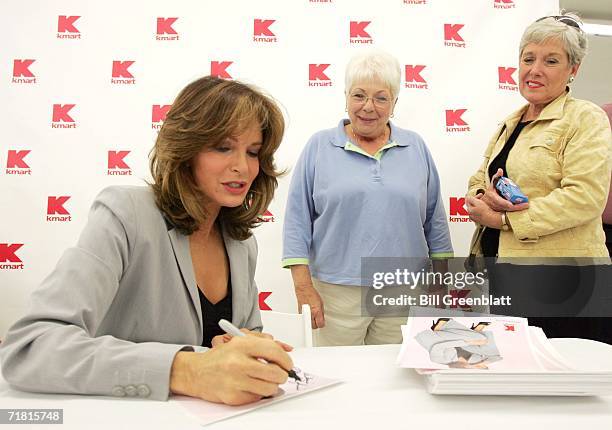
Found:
[243,234,258,256]
[93,185,163,227]
[295,124,345,164]
[566,97,608,121]
[391,124,430,153]
[306,124,342,148]
[95,185,156,211]
[310,125,337,139]
[224,231,258,266]
[389,120,424,140]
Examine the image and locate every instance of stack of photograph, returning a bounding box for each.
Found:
[397,316,612,396]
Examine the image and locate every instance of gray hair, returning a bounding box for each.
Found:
[520,12,588,66]
[345,48,401,100]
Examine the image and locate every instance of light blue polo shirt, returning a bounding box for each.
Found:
[282,119,453,286]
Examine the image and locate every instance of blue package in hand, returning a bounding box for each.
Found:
[495,177,529,204]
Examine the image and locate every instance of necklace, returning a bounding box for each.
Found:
[348,124,389,150]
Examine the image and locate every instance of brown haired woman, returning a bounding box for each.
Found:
[0,76,292,405]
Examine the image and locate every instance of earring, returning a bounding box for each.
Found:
[345,107,348,112]
[243,190,255,210]
[569,76,575,84]
[390,112,394,118]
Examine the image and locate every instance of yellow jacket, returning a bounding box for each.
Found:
[468,90,612,258]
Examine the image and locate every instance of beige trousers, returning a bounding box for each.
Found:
[312,278,406,346]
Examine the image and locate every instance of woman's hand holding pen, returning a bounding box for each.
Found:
[170,336,293,405]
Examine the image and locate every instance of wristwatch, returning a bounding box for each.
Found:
[501,212,509,231]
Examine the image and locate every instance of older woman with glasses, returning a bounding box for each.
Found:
[466,14,612,343]
[283,49,453,346]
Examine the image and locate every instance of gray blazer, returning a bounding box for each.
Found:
[0,186,262,400]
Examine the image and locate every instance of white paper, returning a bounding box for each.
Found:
[175,370,341,426]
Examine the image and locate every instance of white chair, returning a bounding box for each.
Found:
[260,304,313,347]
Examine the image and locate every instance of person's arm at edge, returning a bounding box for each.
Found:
[281,136,325,328]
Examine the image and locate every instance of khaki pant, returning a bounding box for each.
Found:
[312,278,406,346]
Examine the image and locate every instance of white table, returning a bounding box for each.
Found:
[1,339,611,429]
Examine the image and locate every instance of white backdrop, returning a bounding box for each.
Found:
[1,0,559,337]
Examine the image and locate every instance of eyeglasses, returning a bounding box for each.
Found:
[349,92,392,108]
[536,15,582,31]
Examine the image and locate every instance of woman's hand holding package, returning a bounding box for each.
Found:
[466,194,503,229]
[480,168,529,212]
[467,168,529,228]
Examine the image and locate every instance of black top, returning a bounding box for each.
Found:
[481,120,532,257]
[199,278,233,348]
